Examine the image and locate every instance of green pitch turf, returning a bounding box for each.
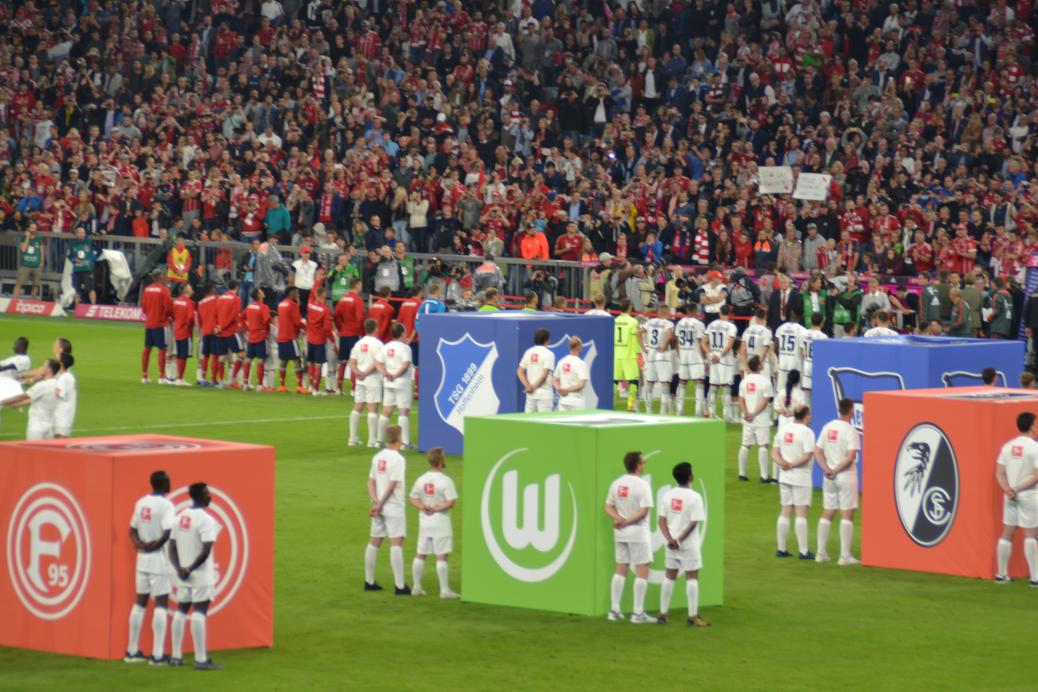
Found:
[0,315,1033,691]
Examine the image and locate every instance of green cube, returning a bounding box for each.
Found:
[462,412,725,616]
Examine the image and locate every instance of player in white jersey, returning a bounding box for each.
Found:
[641,305,675,413]
[0,336,31,380]
[994,412,1038,585]
[799,313,829,395]
[517,328,556,413]
[773,369,806,479]
[408,446,460,598]
[365,425,410,595]
[772,406,816,560]
[657,462,709,627]
[604,451,655,624]
[814,399,861,565]
[585,294,612,317]
[863,310,899,337]
[738,356,775,482]
[1,359,60,439]
[674,304,707,416]
[702,305,739,422]
[553,337,589,410]
[124,470,176,665]
[349,318,384,447]
[774,316,806,396]
[168,482,220,670]
[53,353,77,438]
[740,308,773,380]
[375,323,414,448]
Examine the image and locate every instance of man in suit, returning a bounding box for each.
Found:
[768,274,801,331]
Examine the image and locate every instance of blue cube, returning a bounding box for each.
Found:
[418,312,615,454]
[810,336,1024,487]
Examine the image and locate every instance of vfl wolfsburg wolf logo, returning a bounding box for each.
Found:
[894,423,959,547]
[434,334,500,434]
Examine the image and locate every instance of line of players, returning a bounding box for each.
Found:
[0,336,77,440]
[139,271,432,396]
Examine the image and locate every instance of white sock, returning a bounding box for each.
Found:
[660,577,675,616]
[633,577,648,615]
[390,545,405,589]
[839,519,854,559]
[758,447,769,480]
[377,415,389,443]
[686,578,699,617]
[660,392,672,415]
[674,384,685,415]
[171,611,185,659]
[398,414,410,446]
[349,410,360,441]
[412,557,425,590]
[367,412,377,442]
[997,538,1012,576]
[706,389,716,417]
[127,604,145,655]
[1026,538,1038,581]
[436,560,450,594]
[610,573,625,612]
[190,612,207,663]
[364,544,378,584]
[795,517,808,555]
[738,446,749,476]
[817,518,832,555]
[776,515,790,552]
[151,607,168,660]
[642,382,653,409]
[694,383,705,415]
[728,398,738,422]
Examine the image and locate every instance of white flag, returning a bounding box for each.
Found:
[757,166,794,195]
[793,173,832,201]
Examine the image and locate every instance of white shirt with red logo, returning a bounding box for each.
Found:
[606,473,653,543]
[409,470,458,537]
[369,449,406,517]
[553,354,588,407]
[172,506,219,586]
[997,435,1038,498]
[350,335,384,387]
[375,339,412,391]
[776,422,816,487]
[817,419,860,477]
[738,372,774,425]
[519,345,556,400]
[659,486,705,559]
[130,493,176,573]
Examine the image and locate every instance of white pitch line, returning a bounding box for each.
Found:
[0,315,141,330]
[0,414,346,438]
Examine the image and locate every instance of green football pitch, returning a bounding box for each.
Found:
[0,315,1033,691]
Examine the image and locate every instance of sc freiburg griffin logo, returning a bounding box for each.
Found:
[894,423,959,547]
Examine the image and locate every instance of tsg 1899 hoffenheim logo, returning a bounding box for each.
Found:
[894,423,959,547]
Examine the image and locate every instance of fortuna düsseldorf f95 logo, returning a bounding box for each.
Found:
[168,485,249,615]
[6,483,92,620]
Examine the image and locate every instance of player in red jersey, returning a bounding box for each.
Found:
[276,287,307,393]
[195,285,218,386]
[334,277,366,395]
[305,285,336,395]
[141,269,173,384]
[396,285,423,391]
[212,280,243,389]
[368,286,394,342]
[242,288,273,392]
[171,284,196,387]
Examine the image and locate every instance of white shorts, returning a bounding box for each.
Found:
[416,535,453,556]
[382,386,413,409]
[53,415,73,437]
[678,353,704,381]
[823,475,859,511]
[741,423,771,446]
[355,381,383,404]
[664,549,702,572]
[27,424,53,440]
[371,514,406,539]
[709,362,733,386]
[1003,494,1038,529]
[525,397,553,413]
[173,583,214,604]
[802,361,815,389]
[645,358,673,383]
[614,541,651,566]
[136,571,172,597]
[557,399,585,411]
[779,483,812,507]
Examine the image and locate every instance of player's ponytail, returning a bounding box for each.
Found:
[785,369,801,409]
